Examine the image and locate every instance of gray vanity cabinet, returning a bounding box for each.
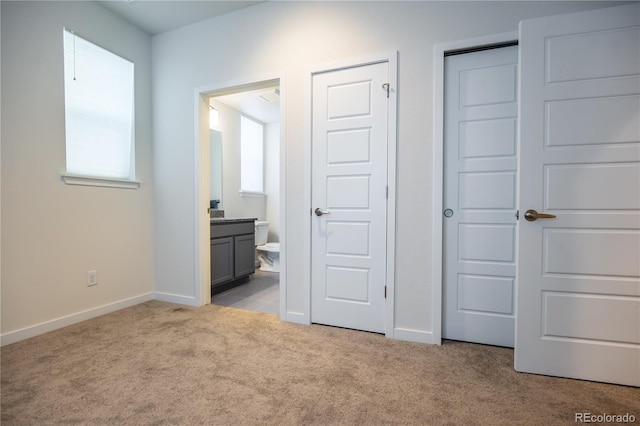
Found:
[233,234,256,277]
[210,237,234,286]
[210,219,255,291]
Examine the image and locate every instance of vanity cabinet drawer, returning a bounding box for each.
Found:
[210,222,254,239]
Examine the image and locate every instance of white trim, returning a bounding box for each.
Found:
[1,293,153,346]
[195,92,211,306]
[432,32,518,346]
[385,52,398,339]
[283,311,307,325]
[61,174,140,189]
[305,51,399,336]
[153,291,199,306]
[302,67,313,325]
[277,81,288,322]
[193,72,286,311]
[239,190,265,198]
[393,328,435,345]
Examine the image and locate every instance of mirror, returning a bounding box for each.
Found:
[210,129,222,209]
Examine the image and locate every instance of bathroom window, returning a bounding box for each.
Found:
[240,115,264,195]
[61,29,137,188]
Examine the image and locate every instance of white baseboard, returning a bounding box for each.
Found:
[1,293,153,347]
[152,291,199,307]
[392,327,437,345]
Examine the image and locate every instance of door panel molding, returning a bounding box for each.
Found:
[442,45,518,348]
[304,52,398,338]
[433,32,519,345]
[515,4,639,386]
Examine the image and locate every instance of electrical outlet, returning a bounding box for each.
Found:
[86,270,98,287]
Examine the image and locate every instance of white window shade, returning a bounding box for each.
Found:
[63,29,135,181]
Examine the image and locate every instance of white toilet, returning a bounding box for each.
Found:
[254,221,280,272]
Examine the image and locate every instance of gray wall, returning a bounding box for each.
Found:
[265,122,280,243]
[209,99,267,222]
[1,1,154,338]
[0,0,618,342]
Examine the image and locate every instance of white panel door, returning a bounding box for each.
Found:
[443,46,518,347]
[311,62,388,333]
[516,4,640,386]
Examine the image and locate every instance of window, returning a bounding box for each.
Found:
[62,29,137,188]
[240,115,264,194]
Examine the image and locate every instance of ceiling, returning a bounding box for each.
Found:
[99,0,265,35]
[99,0,278,122]
[213,87,281,124]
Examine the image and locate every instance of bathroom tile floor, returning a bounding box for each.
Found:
[211,269,279,315]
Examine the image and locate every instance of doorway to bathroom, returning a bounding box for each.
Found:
[212,269,280,315]
[196,77,284,316]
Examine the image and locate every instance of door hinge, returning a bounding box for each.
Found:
[386,186,388,199]
[382,83,390,98]
[384,285,387,299]
[515,210,519,220]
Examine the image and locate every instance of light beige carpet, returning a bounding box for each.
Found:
[1,301,638,425]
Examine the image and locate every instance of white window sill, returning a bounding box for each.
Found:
[61,174,140,189]
[239,190,265,198]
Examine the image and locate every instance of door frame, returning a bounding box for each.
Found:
[193,73,286,314]
[304,52,398,337]
[432,32,518,345]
